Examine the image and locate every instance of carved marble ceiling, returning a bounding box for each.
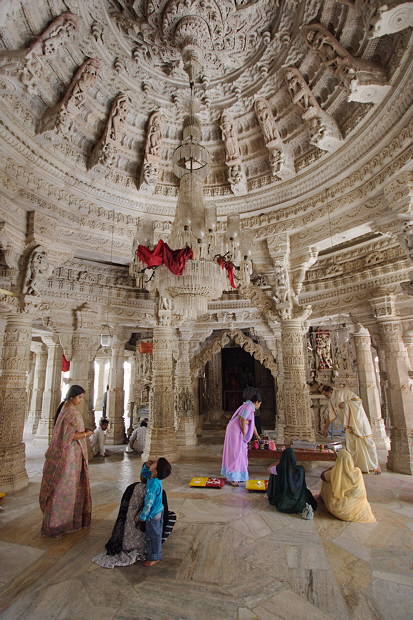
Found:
[0,0,412,223]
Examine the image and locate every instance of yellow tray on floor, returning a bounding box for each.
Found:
[245,479,268,492]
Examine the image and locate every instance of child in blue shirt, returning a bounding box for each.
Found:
[138,457,172,566]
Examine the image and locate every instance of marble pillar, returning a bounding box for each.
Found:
[280,319,315,442]
[35,335,63,440]
[69,333,100,431]
[95,358,107,411]
[0,314,32,492]
[143,325,178,462]
[403,328,413,369]
[127,353,136,435]
[27,342,48,434]
[371,295,413,474]
[274,335,285,443]
[353,325,388,454]
[106,333,126,444]
[176,329,197,448]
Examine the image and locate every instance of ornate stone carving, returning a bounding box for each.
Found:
[191,329,277,378]
[220,112,247,195]
[0,12,79,94]
[285,67,343,152]
[0,314,32,491]
[88,93,131,170]
[36,58,101,137]
[369,2,413,37]
[22,245,52,296]
[304,22,391,103]
[254,97,295,180]
[139,110,166,194]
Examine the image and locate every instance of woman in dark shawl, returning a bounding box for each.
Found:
[267,447,317,514]
[92,463,176,568]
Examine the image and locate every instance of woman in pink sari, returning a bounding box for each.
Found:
[221,396,262,487]
[39,385,92,537]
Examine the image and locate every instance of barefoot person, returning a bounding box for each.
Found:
[221,396,261,487]
[321,385,381,474]
[39,385,92,537]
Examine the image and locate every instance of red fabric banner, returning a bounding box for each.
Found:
[137,240,193,276]
[217,257,237,289]
[61,355,70,372]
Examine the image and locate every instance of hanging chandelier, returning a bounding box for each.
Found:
[154,99,227,319]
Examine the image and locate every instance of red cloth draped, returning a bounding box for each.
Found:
[217,257,237,289]
[62,355,70,372]
[137,239,194,276]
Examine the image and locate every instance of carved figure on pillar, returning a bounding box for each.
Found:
[254,98,295,180]
[36,58,101,137]
[220,112,247,195]
[139,110,166,194]
[22,245,53,297]
[304,23,390,103]
[315,329,333,369]
[285,67,343,152]
[88,93,130,170]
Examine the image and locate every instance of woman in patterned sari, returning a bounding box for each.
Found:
[39,385,92,537]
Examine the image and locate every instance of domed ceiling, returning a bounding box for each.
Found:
[0,0,411,221]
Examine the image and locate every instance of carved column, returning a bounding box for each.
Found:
[27,341,48,434]
[280,319,315,442]
[353,325,388,454]
[143,325,178,461]
[0,314,32,491]
[106,332,126,444]
[127,352,137,435]
[403,328,413,369]
[69,333,100,431]
[176,328,197,448]
[95,357,107,411]
[274,334,285,443]
[371,294,413,474]
[35,335,63,440]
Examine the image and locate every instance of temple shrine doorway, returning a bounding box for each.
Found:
[200,345,276,430]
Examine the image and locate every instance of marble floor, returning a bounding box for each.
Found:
[0,434,412,620]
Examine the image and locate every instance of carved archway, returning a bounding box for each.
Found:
[191,329,277,378]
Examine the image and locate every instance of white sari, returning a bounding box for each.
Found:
[327,388,379,473]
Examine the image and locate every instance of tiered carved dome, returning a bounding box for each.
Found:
[0,0,411,224]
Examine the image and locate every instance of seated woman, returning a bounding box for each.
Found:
[92,462,176,568]
[267,447,317,515]
[320,449,376,523]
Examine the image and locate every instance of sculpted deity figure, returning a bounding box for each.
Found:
[23,247,50,296]
[37,58,101,135]
[285,67,343,152]
[139,110,165,193]
[254,98,277,143]
[240,255,253,285]
[0,12,80,93]
[304,23,390,103]
[28,12,80,57]
[106,93,129,143]
[147,111,165,157]
[89,93,130,169]
[220,112,241,162]
[315,330,333,369]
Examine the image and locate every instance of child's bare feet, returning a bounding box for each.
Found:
[229,481,239,487]
[374,467,382,475]
[143,560,160,567]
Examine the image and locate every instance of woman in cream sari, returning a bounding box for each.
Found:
[321,386,381,474]
[320,449,376,522]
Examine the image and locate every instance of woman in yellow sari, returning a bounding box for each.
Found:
[320,449,376,522]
